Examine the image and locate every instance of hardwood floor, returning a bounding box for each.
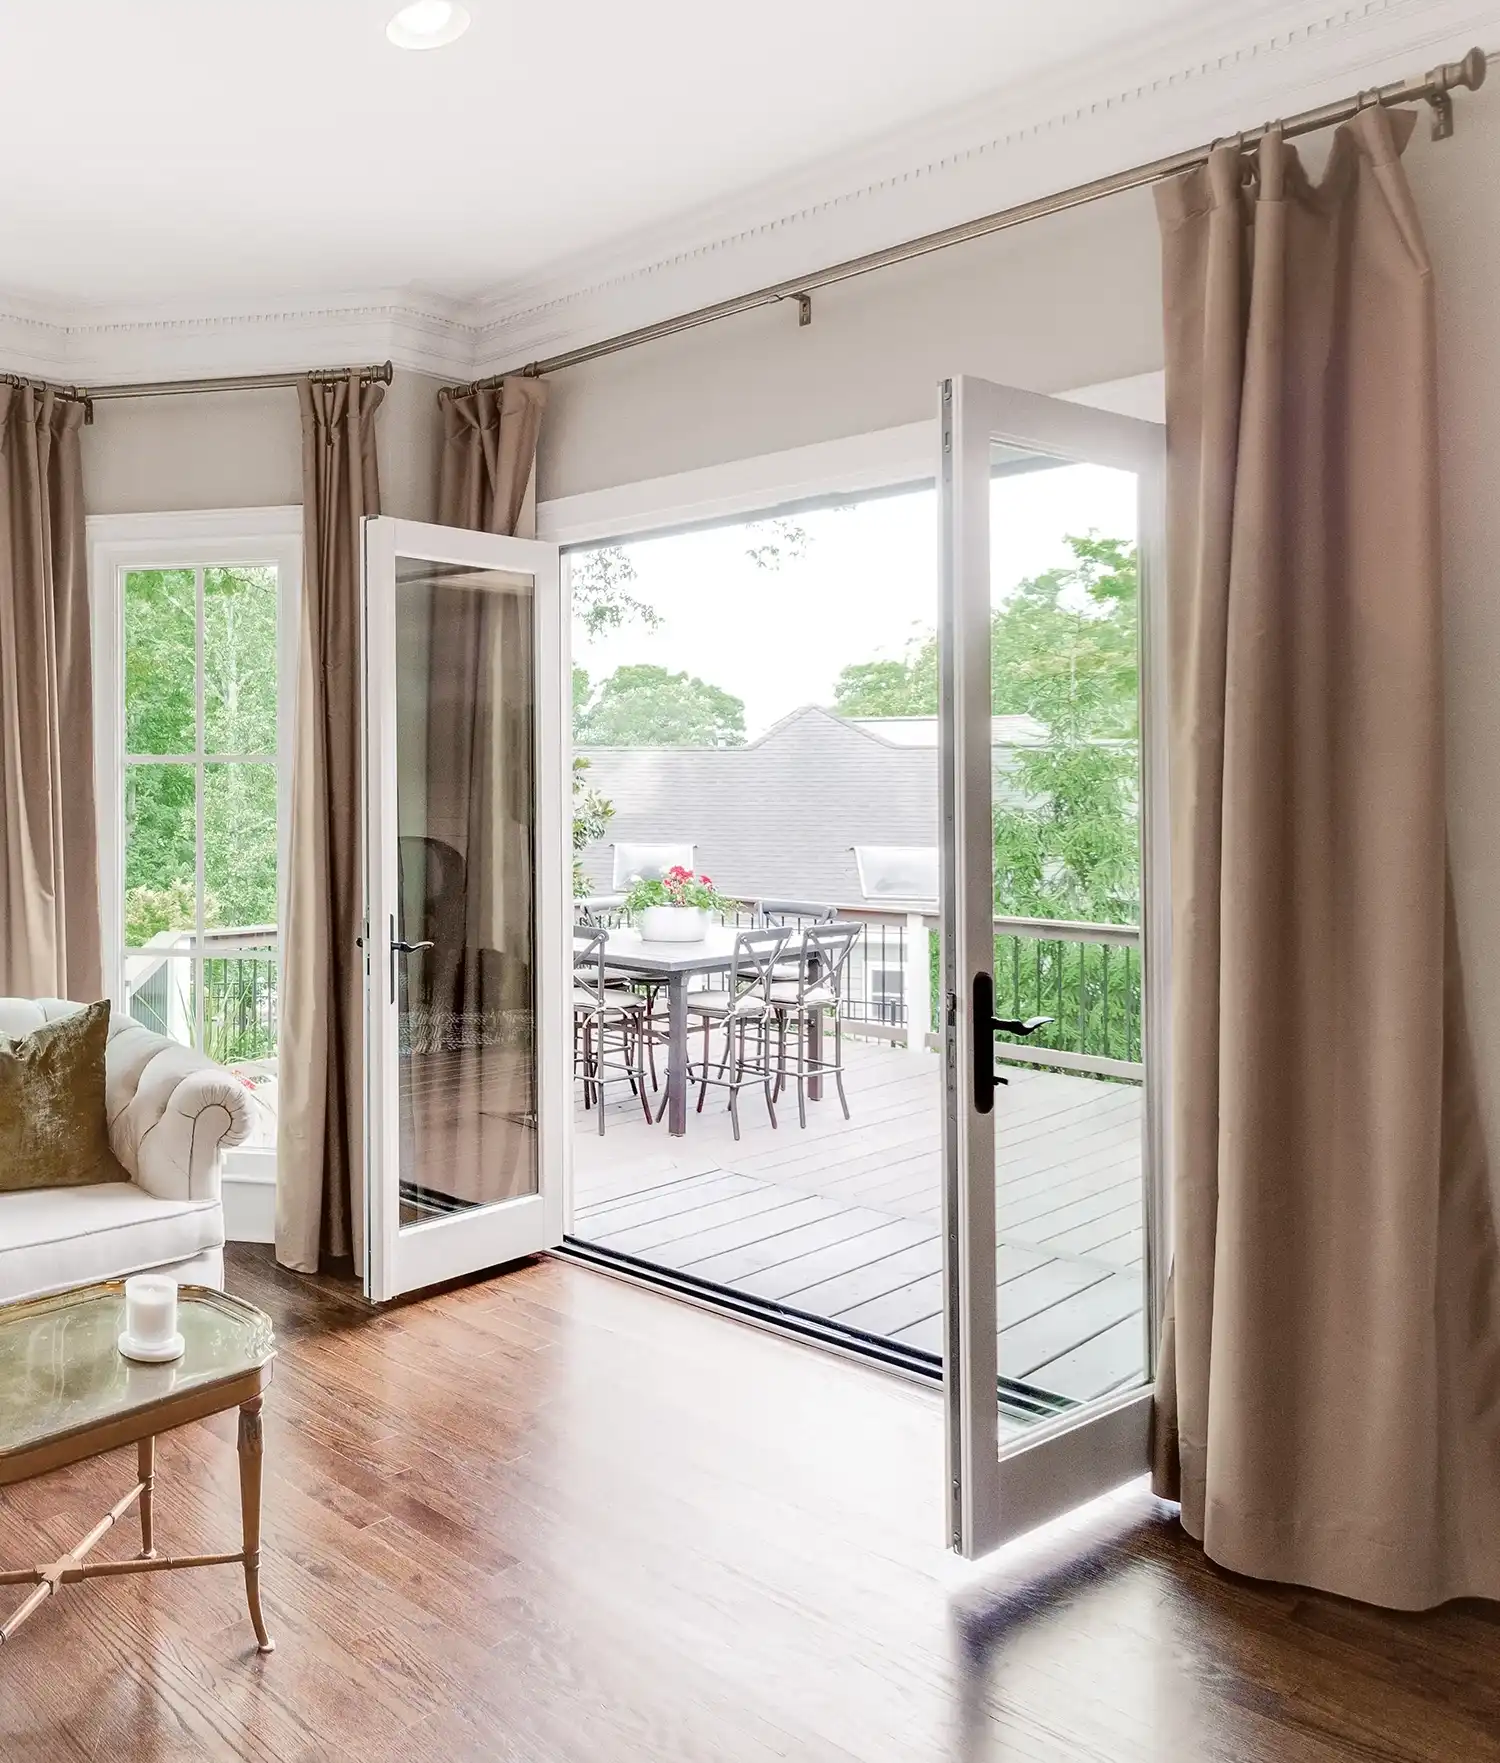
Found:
[2,1246,1497,1762]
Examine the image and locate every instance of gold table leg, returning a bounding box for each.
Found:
[237,1397,274,1654]
[1,1418,275,1654]
[137,1436,156,1559]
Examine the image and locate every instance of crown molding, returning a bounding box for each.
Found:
[0,291,480,385]
[3,0,1497,387]
[468,0,1500,374]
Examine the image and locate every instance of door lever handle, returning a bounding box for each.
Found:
[392,939,435,954]
[992,1014,1053,1036]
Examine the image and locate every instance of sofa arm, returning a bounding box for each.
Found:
[105,1020,254,1204]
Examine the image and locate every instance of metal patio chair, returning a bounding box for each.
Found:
[662,927,790,1141]
[573,926,654,1134]
[768,921,864,1128]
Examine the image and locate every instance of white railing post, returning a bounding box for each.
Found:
[905,911,932,1055]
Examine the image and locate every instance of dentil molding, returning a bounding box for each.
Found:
[4,0,1497,388]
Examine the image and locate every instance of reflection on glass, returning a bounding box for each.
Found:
[204,566,278,754]
[393,557,538,1229]
[125,764,196,943]
[203,762,278,930]
[124,569,196,755]
[989,457,1147,1429]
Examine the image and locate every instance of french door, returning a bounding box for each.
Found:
[362,517,568,1302]
[938,378,1169,1555]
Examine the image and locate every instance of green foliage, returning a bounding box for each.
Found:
[572,756,614,897]
[992,536,1138,924]
[832,657,934,717]
[571,547,662,638]
[623,867,732,916]
[122,567,279,947]
[834,534,1140,927]
[743,517,809,571]
[574,663,746,748]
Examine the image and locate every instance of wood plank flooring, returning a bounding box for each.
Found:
[2,1248,1497,1762]
[573,1040,1145,1403]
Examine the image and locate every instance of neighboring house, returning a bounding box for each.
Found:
[577,707,1042,904]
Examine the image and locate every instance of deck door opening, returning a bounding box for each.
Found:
[563,462,1152,1430]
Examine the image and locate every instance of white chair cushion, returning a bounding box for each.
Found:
[769,983,839,1007]
[0,1183,224,1306]
[573,989,642,1016]
[688,991,769,1018]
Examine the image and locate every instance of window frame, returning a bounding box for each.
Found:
[89,507,303,1179]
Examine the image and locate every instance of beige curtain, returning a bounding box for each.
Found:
[399,379,548,1204]
[0,386,101,1001]
[1152,106,1500,1609]
[276,373,384,1273]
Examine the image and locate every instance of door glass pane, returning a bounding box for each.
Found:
[124,764,196,946]
[204,565,278,754]
[988,450,1148,1432]
[394,556,538,1229]
[124,569,197,756]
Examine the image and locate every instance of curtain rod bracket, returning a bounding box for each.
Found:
[797,293,812,328]
[1428,86,1456,139]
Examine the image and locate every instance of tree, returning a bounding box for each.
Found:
[833,656,933,717]
[575,663,746,748]
[832,534,1139,924]
[570,546,661,638]
[990,536,1138,924]
[122,566,279,944]
[744,517,809,571]
[572,756,614,896]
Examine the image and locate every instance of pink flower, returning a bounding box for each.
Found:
[699,875,713,887]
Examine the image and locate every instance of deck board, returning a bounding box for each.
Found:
[573,1039,1145,1408]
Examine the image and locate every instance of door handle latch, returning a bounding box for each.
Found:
[975,972,1055,1115]
[391,939,435,955]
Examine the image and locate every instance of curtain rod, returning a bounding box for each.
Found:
[2,360,394,425]
[440,45,1487,400]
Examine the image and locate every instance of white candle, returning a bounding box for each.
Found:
[124,1275,178,1351]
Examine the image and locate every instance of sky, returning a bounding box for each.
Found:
[571,462,1138,739]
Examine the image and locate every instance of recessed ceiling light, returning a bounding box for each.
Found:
[386,1,471,49]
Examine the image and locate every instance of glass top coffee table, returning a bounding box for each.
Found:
[0,1281,277,1653]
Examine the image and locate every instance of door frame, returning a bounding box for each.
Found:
[361,516,570,1302]
[938,376,1169,1557]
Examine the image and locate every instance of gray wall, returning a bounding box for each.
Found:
[537,187,1163,502]
[82,367,445,520]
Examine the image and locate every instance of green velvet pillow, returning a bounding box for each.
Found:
[0,1002,128,1193]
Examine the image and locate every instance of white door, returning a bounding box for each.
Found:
[938,378,1169,1556]
[362,517,568,1302]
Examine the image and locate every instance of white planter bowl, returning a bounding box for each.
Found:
[640,905,708,943]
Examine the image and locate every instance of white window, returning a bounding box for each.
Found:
[89,509,302,1173]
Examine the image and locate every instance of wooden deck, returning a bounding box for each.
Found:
[572,1038,1145,1409]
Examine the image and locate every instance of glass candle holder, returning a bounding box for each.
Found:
[119,1275,184,1363]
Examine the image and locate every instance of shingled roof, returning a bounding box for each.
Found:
[576,707,1037,905]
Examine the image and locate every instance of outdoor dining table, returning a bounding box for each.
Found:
[597,925,821,1134]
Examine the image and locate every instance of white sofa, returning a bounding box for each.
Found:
[0,998,253,1306]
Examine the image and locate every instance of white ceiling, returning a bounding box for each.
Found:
[2,0,1266,313]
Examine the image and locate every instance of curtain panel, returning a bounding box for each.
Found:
[276,372,384,1274]
[1152,106,1500,1609]
[0,385,101,1001]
